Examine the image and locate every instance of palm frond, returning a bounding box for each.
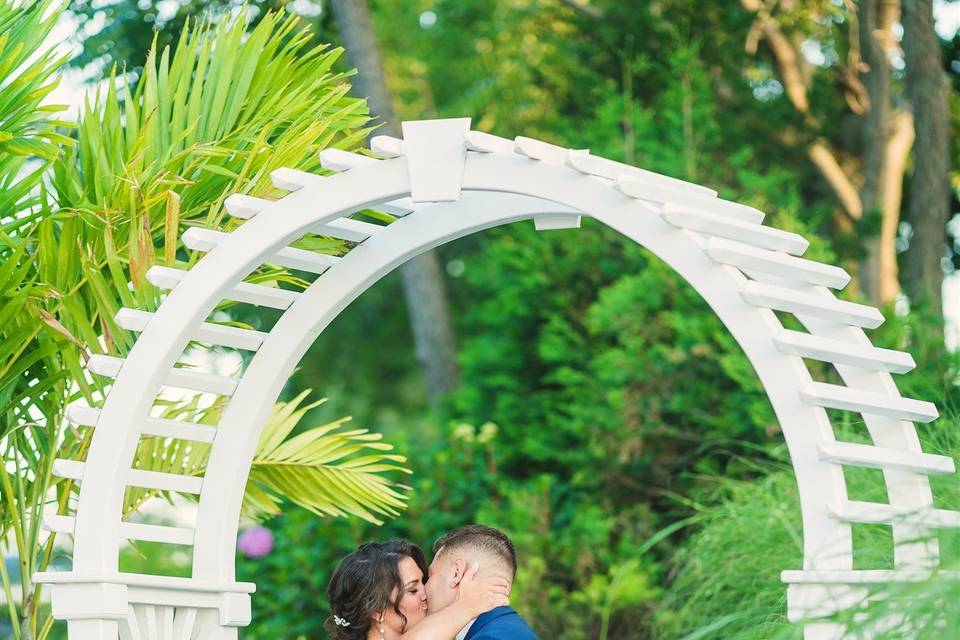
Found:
[121,390,412,527]
[245,390,412,524]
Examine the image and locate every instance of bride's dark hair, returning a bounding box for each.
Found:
[326,540,429,639]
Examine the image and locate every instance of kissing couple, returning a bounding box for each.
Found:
[326,525,539,640]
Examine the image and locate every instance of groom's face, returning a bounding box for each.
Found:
[425,548,460,613]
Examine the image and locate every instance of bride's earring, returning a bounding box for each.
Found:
[378,611,386,640]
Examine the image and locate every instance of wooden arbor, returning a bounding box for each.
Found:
[35,118,954,640]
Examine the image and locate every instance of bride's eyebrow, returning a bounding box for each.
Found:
[404,579,420,587]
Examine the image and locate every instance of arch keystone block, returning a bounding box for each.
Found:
[401,118,471,202]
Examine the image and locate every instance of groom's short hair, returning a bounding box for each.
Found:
[433,524,518,579]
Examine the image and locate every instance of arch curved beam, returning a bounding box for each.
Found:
[186,152,856,580]
[59,139,946,639]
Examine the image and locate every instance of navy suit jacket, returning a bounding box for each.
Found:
[463,606,538,640]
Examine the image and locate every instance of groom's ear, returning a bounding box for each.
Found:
[449,558,468,588]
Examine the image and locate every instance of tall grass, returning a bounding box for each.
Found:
[655,405,960,639]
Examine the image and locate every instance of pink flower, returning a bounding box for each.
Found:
[237,526,273,558]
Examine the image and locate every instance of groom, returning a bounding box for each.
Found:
[425,525,539,640]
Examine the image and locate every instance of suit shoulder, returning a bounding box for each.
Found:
[469,614,538,640]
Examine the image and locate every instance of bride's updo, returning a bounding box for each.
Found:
[326,540,428,640]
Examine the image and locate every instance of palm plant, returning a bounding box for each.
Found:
[0,3,410,638]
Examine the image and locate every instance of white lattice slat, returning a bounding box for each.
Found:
[773,330,915,374]
[818,441,955,474]
[53,459,203,494]
[223,194,272,220]
[662,205,808,254]
[43,515,194,545]
[144,605,160,640]
[270,167,322,191]
[615,176,762,224]
[465,130,516,154]
[314,218,385,242]
[161,607,175,640]
[66,404,217,443]
[741,282,884,328]
[147,266,299,310]
[707,238,850,289]
[121,605,141,640]
[318,148,378,172]
[514,136,570,165]
[800,382,938,423]
[370,135,404,158]
[116,309,267,351]
[182,228,339,274]
[172,607,198,640]
[223,192,386,242]
[830,501,960,528]
[88,355,239,396]
[663,205,807,254]
[567,150,718,198]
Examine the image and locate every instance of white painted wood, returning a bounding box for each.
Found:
[818,441,955,474]
[774,330,916,374]
[741,282,885,329]
[223,195,271,220]
[464,130,516,154]
[53,459,203,494]
[182,228,339,274]
[313,218,384,243]
[221,187,391,241]
[401,118,471,201]
[567,150,718,198]
[616,175,763,224]
[514,136,571,165]
[172,607,198,640]
[35,572,254,593]
[66,404,217,443]
[44,515,194,545]
[119,608,137,640]
[663,204,808,254]
[707,238,850,289]
[801,382,939,423]
[270,168,413,217]
[147,266,299,310]
[533,214,581,231]
[318,148,378,172]
[116,309,267,351]
[88,355,239,396]
[370,135,404,158]
[161,607,175,640]
[270,167,316,191]
[831,501,960,528]
[143,605,159,640]
[49,120,949,640]
[782,569,960,583]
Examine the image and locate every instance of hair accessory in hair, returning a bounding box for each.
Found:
[333,615,351,628]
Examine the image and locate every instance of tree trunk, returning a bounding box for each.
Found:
[902,0,951,317]
[329,0,461,402]
[856,0,911,308]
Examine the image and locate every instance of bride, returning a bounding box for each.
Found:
[326,539,509,640]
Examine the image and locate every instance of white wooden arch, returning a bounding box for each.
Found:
[35,118,954,640]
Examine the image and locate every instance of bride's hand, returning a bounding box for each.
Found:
[455,563,510,617]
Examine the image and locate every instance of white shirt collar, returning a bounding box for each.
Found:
[455,618,476,640]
